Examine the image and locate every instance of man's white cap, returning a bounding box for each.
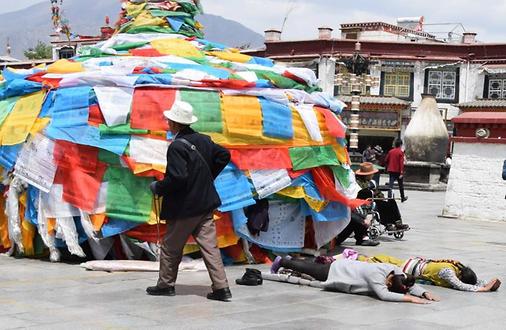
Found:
[163,101,198,125]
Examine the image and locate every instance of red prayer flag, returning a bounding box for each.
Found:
[131,88,176,131]
[60,162,108,212]
[230,148,292,170]
[54,140,99,174]
[200,79,256,90]
[311,167,369,209]
[315,107,346,138]
[88,104,105,127]
[130,48,163,57]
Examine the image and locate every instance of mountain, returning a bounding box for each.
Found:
[0,0,264,60]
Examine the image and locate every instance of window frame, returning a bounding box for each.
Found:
[379,70,414,101]
[483,74,506,99]
[423,68,460,103]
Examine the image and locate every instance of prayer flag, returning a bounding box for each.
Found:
[0,91,45,146]
[105,167,153,223]
[131,88,176,131]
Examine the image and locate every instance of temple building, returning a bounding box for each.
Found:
[245,18,506,152]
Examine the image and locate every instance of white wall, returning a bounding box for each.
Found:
[443,142,506,222]
[317,57,336,96]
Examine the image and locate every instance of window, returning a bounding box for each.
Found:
[381,72,412,99]
[487,76,506,99]
[334,84,368,96]
[58,47,75,59]
[425,69,459,102]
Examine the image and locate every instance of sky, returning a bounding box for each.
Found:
[2,0,505,42]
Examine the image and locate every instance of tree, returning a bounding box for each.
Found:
[24,41,53,60]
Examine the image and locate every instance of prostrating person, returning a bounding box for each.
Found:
[270,256,439,304]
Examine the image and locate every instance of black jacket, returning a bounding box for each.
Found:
[154,127,230,220]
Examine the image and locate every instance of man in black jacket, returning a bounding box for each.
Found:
[146,101,232,302]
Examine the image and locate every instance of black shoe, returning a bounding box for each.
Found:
[356,240,379,246]
[401,196,408,203]
[236,268,263,286]
[207,287,232,302]
[395,223,410,230]
[146,285,175,296]
[386,224,396,231]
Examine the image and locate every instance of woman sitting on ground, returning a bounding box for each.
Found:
[360,254,501,292]
[270,256,439,304]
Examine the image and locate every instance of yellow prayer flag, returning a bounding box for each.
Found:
[222,95,263,138]
[332,144,349,164]
[21,219,35,256]
[29,117,50,136]
[0,91,45,146]
[131,12,166,28]
[126,1,146,17]
[47,59,84,74]
[151,38,204,58]
[207,50,252,63]
[0,196,11,249]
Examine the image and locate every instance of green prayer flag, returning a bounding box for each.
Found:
[289,146,340,171]
[149,9,191,18]
[0,97,19,126]
[180,90,223,133]
[111,41,149,51]
[331,165,351,189]
[99,123,148,135]
[99,149,122,166]
[105,167,153,223]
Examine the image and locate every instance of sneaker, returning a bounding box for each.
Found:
[207,287,232,302]
[401,196,408,203]
[146,285,175,296]
[270,256,283,274]
[356,240,379,246]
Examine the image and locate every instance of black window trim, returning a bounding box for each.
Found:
[423,67,460,104]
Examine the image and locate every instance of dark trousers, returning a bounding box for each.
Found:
[157,212,229,290]
[335,212,367,245]
[388,172,405,200]
[376,199,402,225]
[281,258,331,282]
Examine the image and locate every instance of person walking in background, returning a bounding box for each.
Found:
[146,101,232,302]
[372,145,384,186]
[385,139,408,202]
[362,145,376,163]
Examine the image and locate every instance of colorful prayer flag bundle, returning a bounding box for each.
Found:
[0,0,364,262]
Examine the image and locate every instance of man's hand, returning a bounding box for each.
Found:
[150,181,158,195]
[479,278,501,292]
[423,292,440,301]
[399,175,404,179]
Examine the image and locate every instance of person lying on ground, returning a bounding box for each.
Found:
[270,256,439,304]
[359,254,501,292]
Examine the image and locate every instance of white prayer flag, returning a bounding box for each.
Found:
[129,136,170,166]
[294,104,323,142]
[250,169,292,199]
[94,87,134,126]
[14,134,57,193]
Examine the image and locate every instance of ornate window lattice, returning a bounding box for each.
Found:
[383,72,410,98]
[427,70,457,100]
[488,76,506,99]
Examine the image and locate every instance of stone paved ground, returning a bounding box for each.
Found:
[1,190,506,330]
